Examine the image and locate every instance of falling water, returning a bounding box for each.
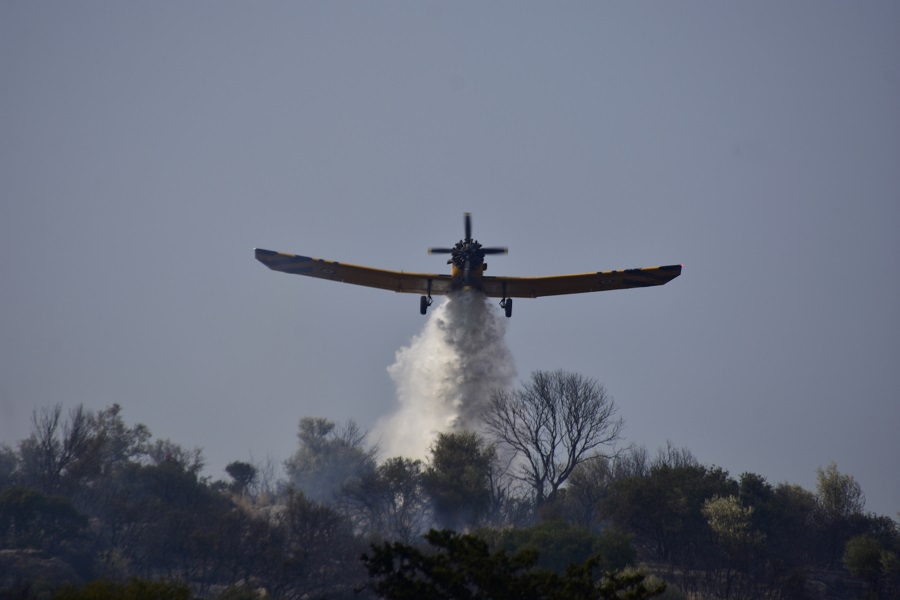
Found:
[374,291,516,459]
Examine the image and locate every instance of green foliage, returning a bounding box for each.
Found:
[423,431,496,530]
[17,404,153,498]
[224,461,257,497]
[702,495,765,550]
[481,522,636,574]
[275,490,368,596]
[362,529,664,600]
[214,584,260,600]
[843,529,900,593]
[737,471,774,516]
[284,417,376,503]
[882,549,900,598]
[562,457,614,528]
[768,482,819,566]
[343,457,431,542]
[605,463,737,565]
[18,405,91,494]
[817,462,865,521]
[0,444,19,489]
[843,529,900,598]
[53,578,192,600]
[637,573,686,600]
[363,529,541,599]
[815,463,870,567]
[0,486,86,551]
[146,439,204,475]
[843,535,884,583]
[93,459,233,578]
[3,403,897,600]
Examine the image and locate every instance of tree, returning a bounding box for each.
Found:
[70,404,152,514]
[224,461,257,498]
[703,496,765,551]
[0,486,86,553]
[284,417,377,503]
[147,439,204,476]
[816,462,865,521]
[362,529,664,600]
[18,405,92,494]
[610,445,650,480]
[842,524,900,598]
[563,458,615,529]
[423,431,496,530]
[651,441,699,470]
[561,445,691,529]
[0,444,17,489]
[89,459,231,582]
[271,491,366,598]
[54,578,192,600]
[771,483,818,564]
[84,403,151,477]
[343,457,431,542]
[702,495,766,598]
[843,534,883,586]
[815,462,866,567]
[605,463,737,566]
[481,522,636,575]
[483,370,623,507]
[17,403,153,513]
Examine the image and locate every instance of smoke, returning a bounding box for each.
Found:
[374,291,516,460]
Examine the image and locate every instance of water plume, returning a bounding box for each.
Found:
[375,291,516,460]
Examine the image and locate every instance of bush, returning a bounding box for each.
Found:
[480,522,636,574]
[53,578,192,600]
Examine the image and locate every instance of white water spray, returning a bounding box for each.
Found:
[374,292,516,459]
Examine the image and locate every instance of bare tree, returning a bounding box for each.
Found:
[483,370,624,507]
[18,404,92,493]
[652,440,699,470]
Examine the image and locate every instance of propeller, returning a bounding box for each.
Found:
[424,213,511,310]
[428,213,507,256]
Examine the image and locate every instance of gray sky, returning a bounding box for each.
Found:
[2,2,898,517]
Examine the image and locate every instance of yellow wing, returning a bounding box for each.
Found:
[255,248,454,295]
[479,265,682,298]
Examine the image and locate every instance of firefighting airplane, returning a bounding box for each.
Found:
[255,213,681,317]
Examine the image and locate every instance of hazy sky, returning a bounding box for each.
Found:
[2,2,898,517]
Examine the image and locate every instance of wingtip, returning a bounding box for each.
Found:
[255,248,280,261]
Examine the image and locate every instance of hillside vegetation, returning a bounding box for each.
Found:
[1,373,897,599]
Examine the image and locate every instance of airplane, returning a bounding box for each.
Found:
[255,213,681,317]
